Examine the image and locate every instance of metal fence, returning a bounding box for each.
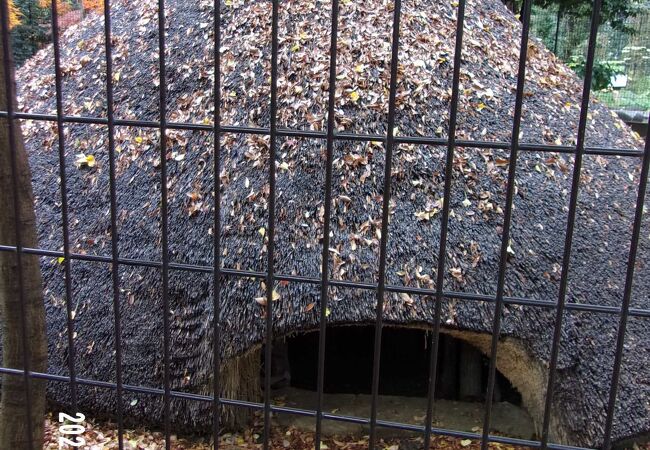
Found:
[530,2,650,111]
[0,0,649,450]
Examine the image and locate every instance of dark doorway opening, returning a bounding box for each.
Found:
[281,325,522,405]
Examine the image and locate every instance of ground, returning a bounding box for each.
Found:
[44,412,535,450]
[43,412,650,450]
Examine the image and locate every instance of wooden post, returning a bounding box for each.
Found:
[438,334,459,399]
[458,342,482,401]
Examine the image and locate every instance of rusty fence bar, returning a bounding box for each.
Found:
[539,0,604,448]
[155,0,173,448]
[0,110,644,157]
[102,0,125,449]
[0,243,647,319]
[262,0,281,447]
[367,0,403,445]
[601,120,650,449]
[212,0,223,447]
[314,0,341,447]
[49,0,79,413]
[422,0,466,446]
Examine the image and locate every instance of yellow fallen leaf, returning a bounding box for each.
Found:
[57,257,65,264]
[349,91,360,102]
[460,439,472,447]
[74,153,95,168]
[85,154,96,167]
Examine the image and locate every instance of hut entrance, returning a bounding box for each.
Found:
[276,325,522,404]
[265,326,537,439]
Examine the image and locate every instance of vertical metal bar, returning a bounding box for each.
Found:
[0,2,35,448]
[480,0,534,448]
[156,1,172,449]
[422,0,466,446]
[539,1,602,448]
[50,0,78,410]
[314,0,340,448]
[368,0,402,447]
[102,1,125,448]
[212,0,223,446]
[601,116,650,450]
[262,0,280,447]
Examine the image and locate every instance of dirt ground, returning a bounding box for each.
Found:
[271,387,535,440]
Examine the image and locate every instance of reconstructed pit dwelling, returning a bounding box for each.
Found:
[9,0,649,447]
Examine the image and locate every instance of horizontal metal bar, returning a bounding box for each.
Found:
[1,244,647,318]
[0,111,642,157]
[0,366,592,450]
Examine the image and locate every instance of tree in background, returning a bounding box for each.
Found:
[0,3,48,449]
[10,0,103,66]
[11,0,49,66]
[82,0,104,12]
[37,0,71,15]
[545,0,640,32]
[506,0,641,32]
[8,0,20,26]
[38,0,105,16]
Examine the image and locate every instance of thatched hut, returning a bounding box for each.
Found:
[9,0,648,447]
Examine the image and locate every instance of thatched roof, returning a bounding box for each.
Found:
[12,0,648,446]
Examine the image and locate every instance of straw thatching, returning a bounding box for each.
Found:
[7,0,648,446]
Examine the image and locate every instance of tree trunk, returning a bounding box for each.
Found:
[0,14,47,450]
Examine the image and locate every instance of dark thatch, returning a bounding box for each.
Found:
[7,0,649,446]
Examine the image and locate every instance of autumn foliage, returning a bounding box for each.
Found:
[34,0,103,16]
[7,0,102,30]
[82,0,104,12]
[7,0,22,29]
[37,0,72,15]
